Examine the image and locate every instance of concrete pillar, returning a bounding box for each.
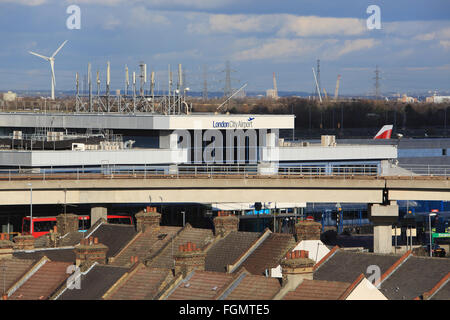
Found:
[369,202,398,254]
[159,131,178,149]
[373,223,393,254]
[91,206,107,226]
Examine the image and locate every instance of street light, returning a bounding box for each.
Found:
[429,212,437,257]
[27,182,33,236]
[181,211,185,227]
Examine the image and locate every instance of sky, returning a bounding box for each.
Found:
[0,0,449,95]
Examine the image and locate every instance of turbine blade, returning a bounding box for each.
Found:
[29,51,50,61]
[51,40,68,58]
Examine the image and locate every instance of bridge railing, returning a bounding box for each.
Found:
[0,164,447,180]
[400,165,450,177]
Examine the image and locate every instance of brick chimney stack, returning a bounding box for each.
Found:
[213,211,239,237]
[279,250,315,292]
[174,241,206,277]
[56,213,79,236]
[13,234,35,251]
[295,219,322,241]
[74,237,108,269]
[46,226,61,247]
[135,207,161,233]
[0,233,14,259]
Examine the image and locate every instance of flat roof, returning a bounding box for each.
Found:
[0,112,294,130]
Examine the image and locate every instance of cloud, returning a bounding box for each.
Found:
[0,0,47,5]
[128,6,171,27]
[278,15,367,37]
[412,26,450,50]
[232,38,336,61]
[188,13,368,37]
[152,49,201,61]
[440,40,450,50]
[63,0,234,9]
[332,39,380,59]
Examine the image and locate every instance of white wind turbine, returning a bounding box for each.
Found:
[29,40,68,100]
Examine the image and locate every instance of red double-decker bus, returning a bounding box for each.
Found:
[22,214,133,238]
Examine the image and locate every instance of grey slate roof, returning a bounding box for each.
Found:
[58,264,129,300]
[87,224,137,258]
[314,250,400,283]
[380,256,450,300]
[237,233,297,275]
[205,231,262,272]
[13,248,76,262]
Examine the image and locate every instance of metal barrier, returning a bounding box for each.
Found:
[0,164,448,181]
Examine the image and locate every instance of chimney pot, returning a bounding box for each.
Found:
[94,237,99,244]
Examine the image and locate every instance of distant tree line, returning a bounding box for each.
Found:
[222,98,450,131]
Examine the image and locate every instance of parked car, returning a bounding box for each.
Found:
[423,244,446,257]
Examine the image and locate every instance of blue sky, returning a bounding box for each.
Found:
[0,0,449,95]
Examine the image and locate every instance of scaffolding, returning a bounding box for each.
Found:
[75,62,191,115]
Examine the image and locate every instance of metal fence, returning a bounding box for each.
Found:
[0,164,448,181]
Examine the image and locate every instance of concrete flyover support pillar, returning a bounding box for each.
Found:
[91,206,108,225]
[369,202,398,254]
[159,131,178,149]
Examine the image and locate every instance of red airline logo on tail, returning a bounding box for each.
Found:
[373,125,393,139]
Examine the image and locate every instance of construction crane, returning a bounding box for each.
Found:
[334,75,341,102]
[323,88,328,101]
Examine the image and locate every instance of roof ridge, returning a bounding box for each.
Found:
[145,225,186,267]
[313,245,339,271]
[421,272,450,300]
[51,262,99,300]
[102,263,145,299]
[84,219,105,239]
[227,228,272,273]
[160,269,196,300]
[379,250,412,285]
[7,256,49,298]
[338,273,365,300]
[146,268,176,300]
[108,230,143,264]
[214,268,249,300]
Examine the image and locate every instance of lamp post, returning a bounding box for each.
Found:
[181,211,185,227]
[27,182,33,236]
[429,212,437,257]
